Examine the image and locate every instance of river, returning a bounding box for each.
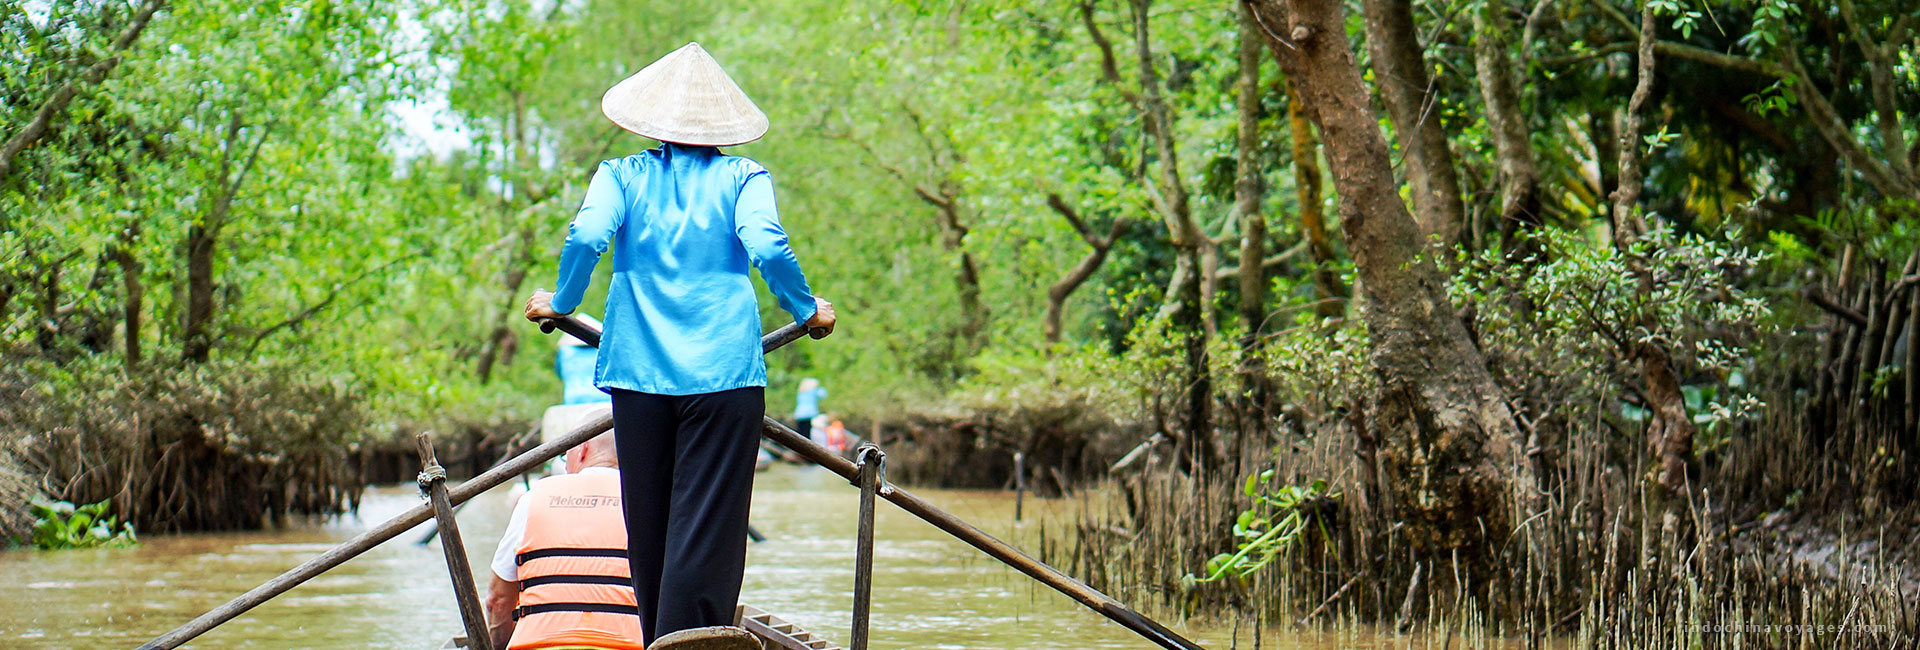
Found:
[0,464,1343,649]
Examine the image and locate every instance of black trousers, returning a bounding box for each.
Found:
[792,416,813,444]
[610,386,763,643]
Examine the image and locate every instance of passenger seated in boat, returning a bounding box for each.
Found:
[484,431,643,650]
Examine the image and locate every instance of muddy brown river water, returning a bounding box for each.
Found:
[0,464,1399,649]
[0,465,1236,648]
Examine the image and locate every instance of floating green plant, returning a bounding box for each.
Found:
[29,499,138,550]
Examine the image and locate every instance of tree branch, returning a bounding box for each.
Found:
[1046,193,1102,244]
[1807,289,1868,327]
[1214,240,1310,281]
[1608,0,1657,245]
[1835,0,1915,186]
[227,120,274,200]
[1079,0,1142,108]
[246,255,420,355]
[913,184,955,210]
[1784,51,1914,199]
[0,0,167,180]
[1586,1,1785,78]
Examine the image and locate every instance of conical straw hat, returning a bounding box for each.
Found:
[601,43,769,147]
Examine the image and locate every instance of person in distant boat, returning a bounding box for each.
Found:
[542,314,613,476]
[557,314,612,406]
[484,431,642,650]
[522,42,836,650]
[817,414,850,456]
[791,378,825,441]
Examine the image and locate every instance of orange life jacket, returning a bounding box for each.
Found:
[825,421,847,452]
[509,472,644,650]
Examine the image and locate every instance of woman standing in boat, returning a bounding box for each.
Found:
[523,42,835,650]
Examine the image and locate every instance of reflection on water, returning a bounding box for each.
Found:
[0,464,1316,649]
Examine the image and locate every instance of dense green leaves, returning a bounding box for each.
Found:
[28,498,136,549]
[1,0,1916,543]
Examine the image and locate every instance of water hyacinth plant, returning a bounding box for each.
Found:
[29,499,138,550]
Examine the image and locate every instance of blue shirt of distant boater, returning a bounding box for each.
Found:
[793,379,826,420]
[549,143,816,396]
[556,345,608,405]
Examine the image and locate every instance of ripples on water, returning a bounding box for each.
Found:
[0,464,1258,649]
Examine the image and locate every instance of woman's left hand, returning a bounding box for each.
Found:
[524,289,562,322]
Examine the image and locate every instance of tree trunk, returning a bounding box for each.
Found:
[1589,109,1618,216]
[1471,0,1543,249]
[76,248,118,351]
[476,257,530,384]
[181,218,218,363]
[1200,238,1222,337]
[931,191,989,342]
[182,113,268,364]
[1044,194,1123,344]
[1175,250,1212,468]
[1248,0,1523,554]
[1906,283,1918,445]
[1871,251,1916,397]
[1235,3,1269,338]
[1235,3,1274,438]
[1284,79,1347,317]
[115,221,145,367]
[1128,0,1212,462]
[0,276,14,325]
[1361,0,1467,250]
[35,255,63,352]
[1609,1,1691,497]
[477,100,542,384]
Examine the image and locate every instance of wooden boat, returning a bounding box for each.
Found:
[437,603,843,650]
[734,604,842,650]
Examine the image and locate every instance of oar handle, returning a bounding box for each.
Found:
[536,315,602,347]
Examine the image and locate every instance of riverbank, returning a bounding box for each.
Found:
[0,350,536,541]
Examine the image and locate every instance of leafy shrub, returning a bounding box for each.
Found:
[1185,470,1336,587]
[1452,226,1771,449]
[29,498,136,549]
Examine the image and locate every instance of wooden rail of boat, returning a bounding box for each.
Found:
[438,604,842,650]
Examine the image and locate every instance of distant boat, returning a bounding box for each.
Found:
[438,604,842,650]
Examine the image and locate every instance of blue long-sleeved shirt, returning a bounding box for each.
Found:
[551,144,816,396]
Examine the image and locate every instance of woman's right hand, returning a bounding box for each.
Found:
[524,289,562,322]
[806,296,836,338]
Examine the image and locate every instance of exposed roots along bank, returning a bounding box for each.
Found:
[878,401,1148,494]
[1027,351,1918,646]
[0,355,520,538]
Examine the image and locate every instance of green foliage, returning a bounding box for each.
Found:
[1183,471,1335,587]
[29,498,137,550]
[1455,226,1773,444]
[2,0,1915,548]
